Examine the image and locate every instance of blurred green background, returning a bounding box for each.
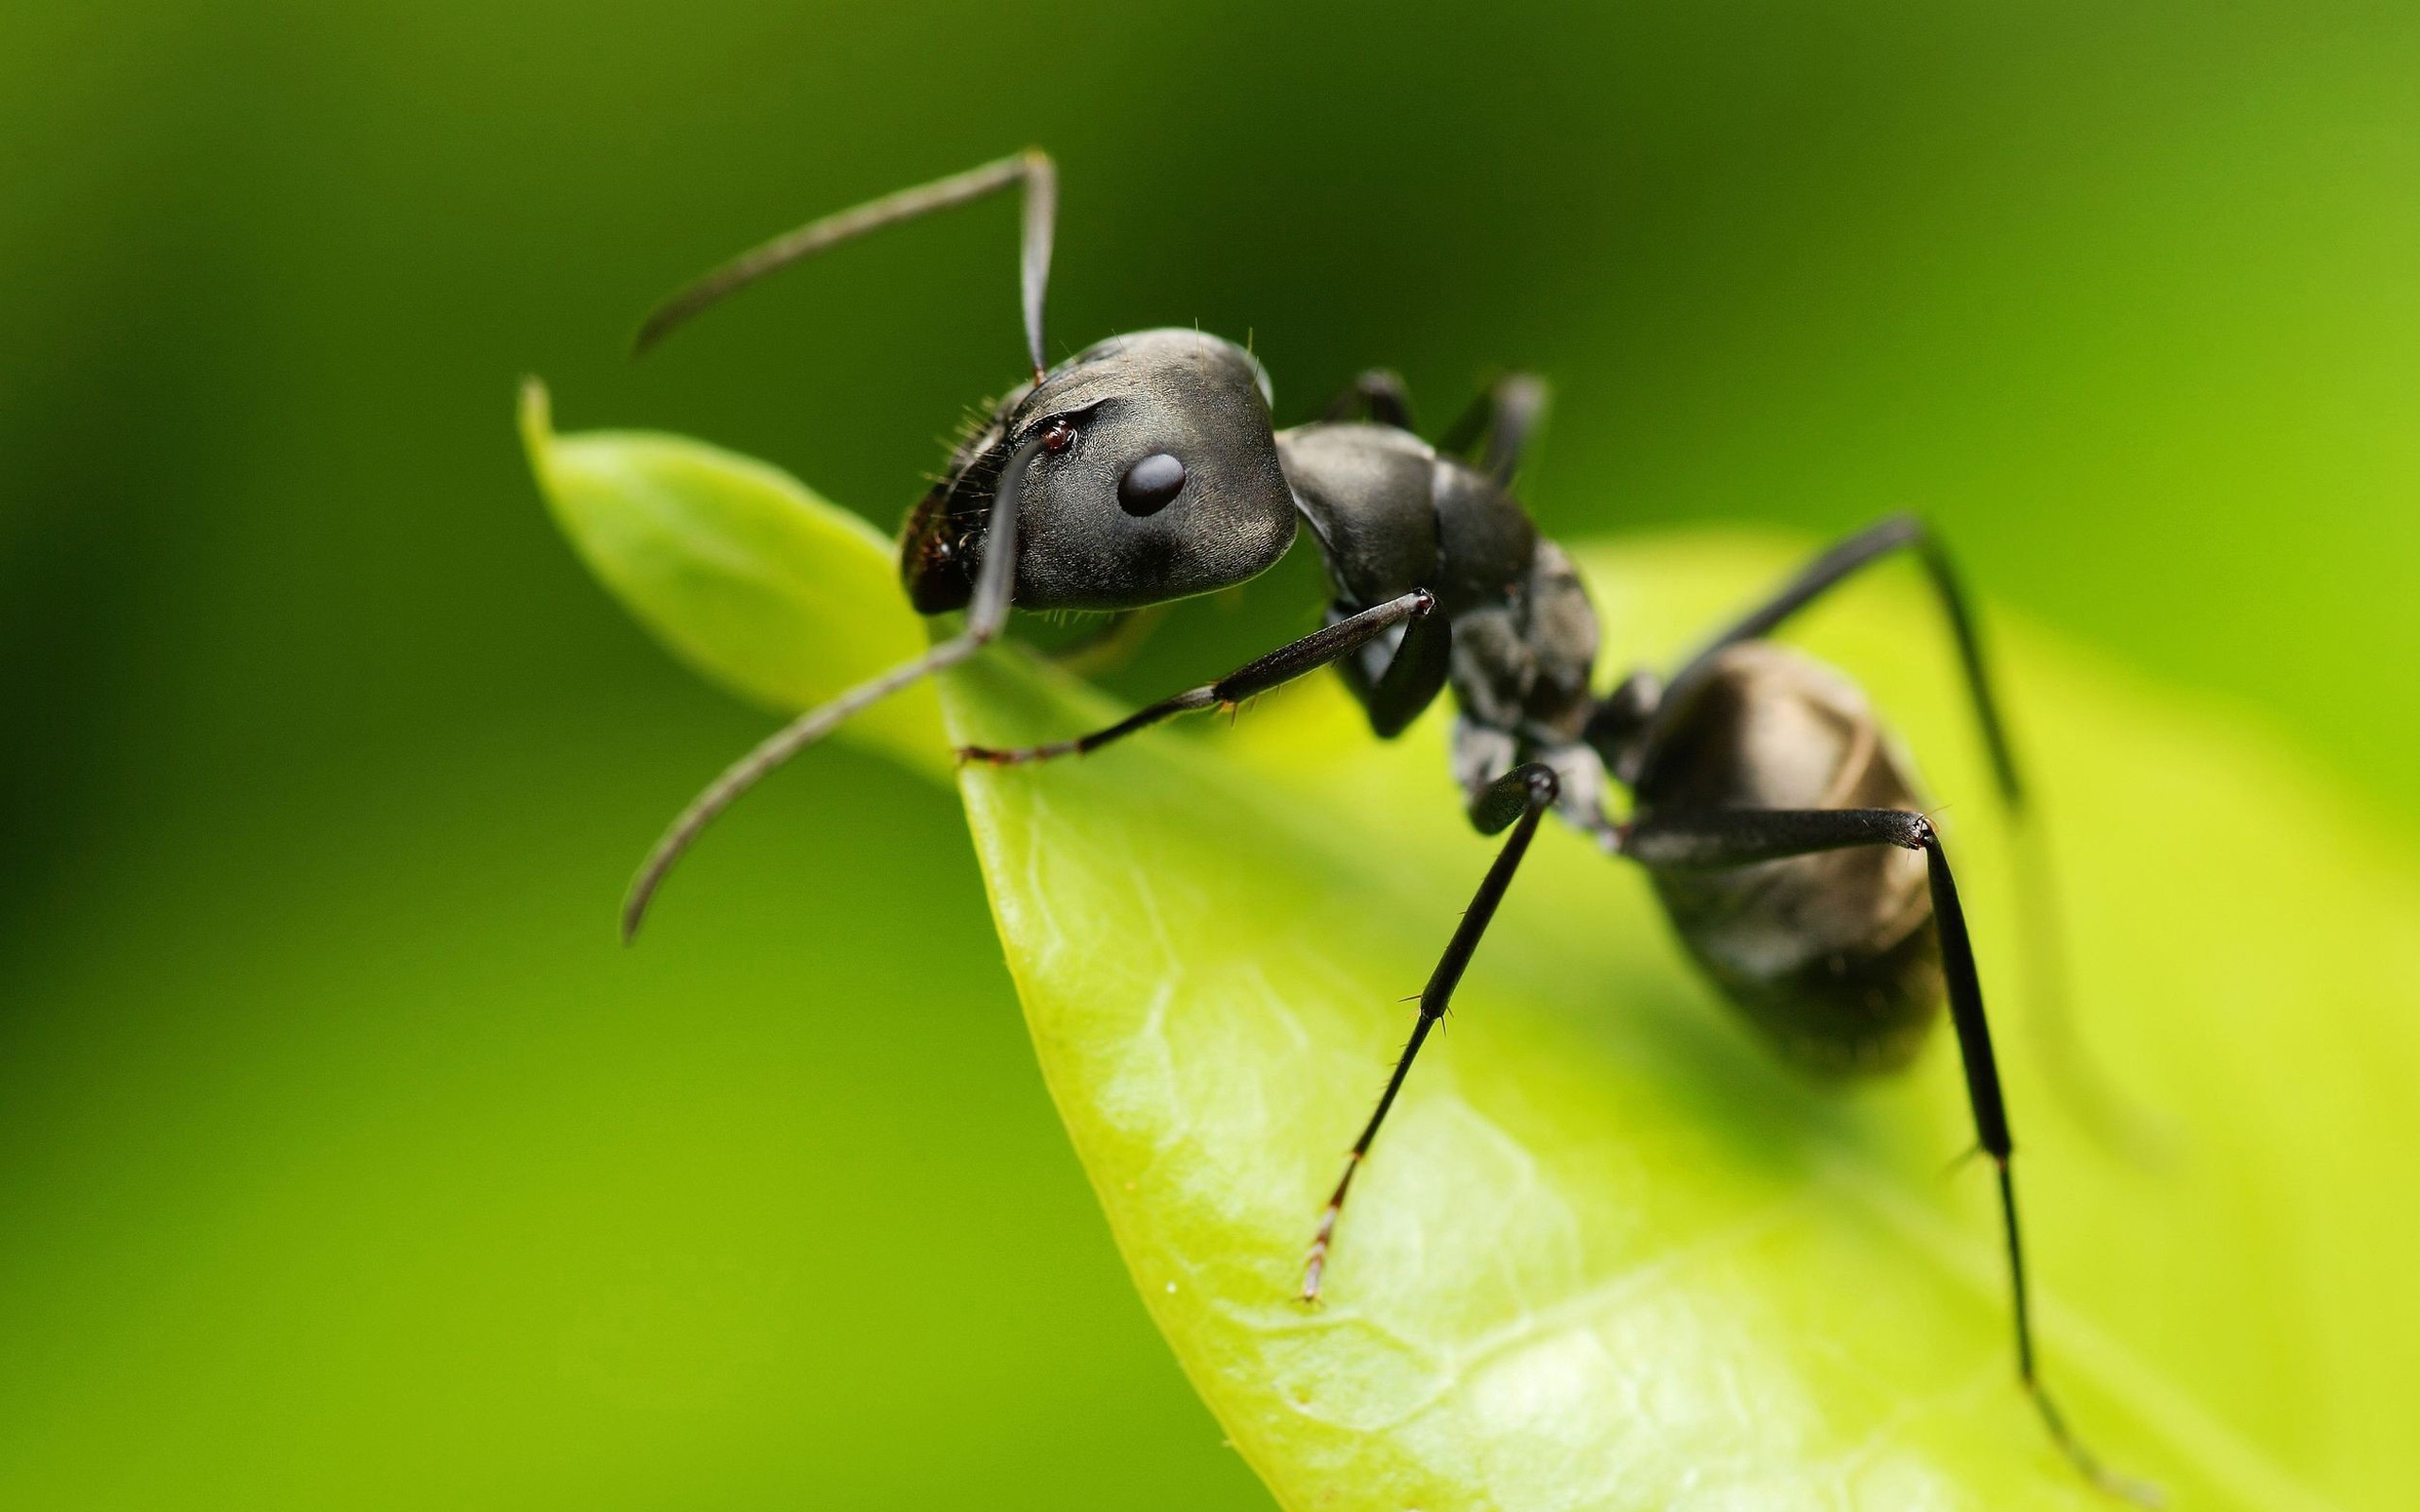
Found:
[4,1,2416,1506]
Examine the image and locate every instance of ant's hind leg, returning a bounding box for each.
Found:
[1303,762,1560,1301]
[1660,517,2169,1161]
[1662,516,2017,799]
[1620,805,2162,1507]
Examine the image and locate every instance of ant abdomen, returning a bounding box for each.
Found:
[1633,642,1945,1074]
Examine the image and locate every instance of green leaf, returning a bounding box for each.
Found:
[530,400,2420,1511]
[520,378,947,782]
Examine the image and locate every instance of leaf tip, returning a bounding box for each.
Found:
[517,375,554,464]
[519,377,579,541]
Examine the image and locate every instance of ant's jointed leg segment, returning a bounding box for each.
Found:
[959,589,1439,765]
[1618,805,2159,1505]
[1303,761,1561,1301]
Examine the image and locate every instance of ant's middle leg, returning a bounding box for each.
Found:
[1303,761,1561,1301]
[1436,372,1551,485]
[1321,369,1416,429]
[1618,805,2159,1505]
[959,589,1443,765]
[1318,368,1552,487]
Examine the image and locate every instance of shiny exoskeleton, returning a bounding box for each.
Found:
[1633,642,1944,1074]
[613,150,2154,1503]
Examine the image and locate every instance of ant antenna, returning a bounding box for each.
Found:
[619,429,1051,942]
[632,148,1057,384]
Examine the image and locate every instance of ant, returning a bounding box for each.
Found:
[618,149,2155,1503]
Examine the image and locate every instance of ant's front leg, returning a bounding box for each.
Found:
[959,589,1442,765]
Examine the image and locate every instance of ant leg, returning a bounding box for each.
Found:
[1436,372,1551,485]
[1661,517,2167,1160]
[1664,515,2016,802]
[959,589,1441,765]
[1304,762,1560,1300]
[618,432,1051,941]
[1322,368,1551,485]
[635,148,1057,381]
[1620,806,2161,1506]
[1355,605,1454,738]
[1321,369,1416,429]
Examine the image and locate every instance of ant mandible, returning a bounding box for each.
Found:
[619,148,2154,1503]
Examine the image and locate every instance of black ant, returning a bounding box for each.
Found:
[618,149,2156,1504]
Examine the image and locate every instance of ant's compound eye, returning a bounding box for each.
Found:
[1041,418,1077,454]
[1116,452,1187,516]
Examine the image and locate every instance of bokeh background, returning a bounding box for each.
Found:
[5,2,2417,1507]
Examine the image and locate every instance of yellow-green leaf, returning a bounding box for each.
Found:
[532,403,2420,1511]
[520,378,945,781]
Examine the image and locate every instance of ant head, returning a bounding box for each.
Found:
[903,329,1298,613]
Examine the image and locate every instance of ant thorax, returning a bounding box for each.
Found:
[1277,421,1601,773]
